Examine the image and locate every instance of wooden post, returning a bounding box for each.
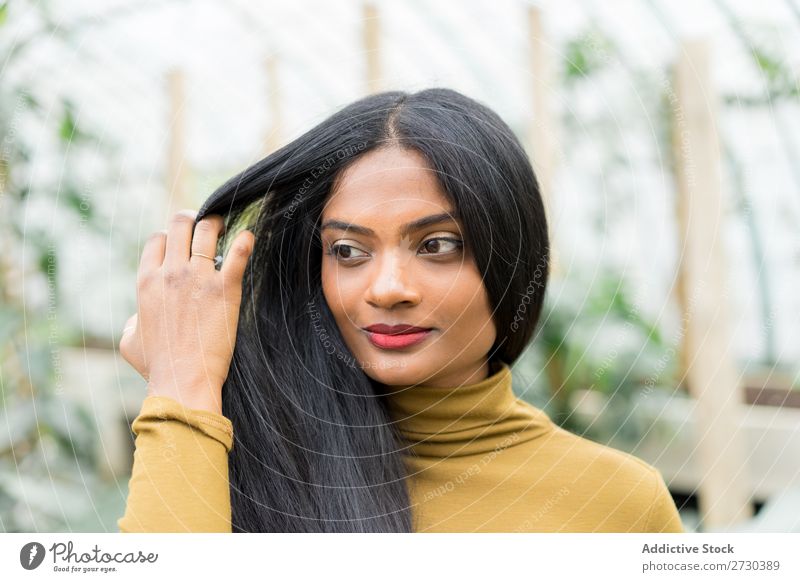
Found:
[263,55,283,156]
[527,6,560,277]
[166,69,191,217]
[363,3,382,94]
[672,39,753,530]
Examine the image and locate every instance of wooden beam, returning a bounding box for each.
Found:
[263,54,283,156]
[166,68,191,216]
[672,39,753,530]
[527,6,560,277]
[363,3,382,94]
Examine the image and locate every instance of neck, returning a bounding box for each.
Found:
[378,359,553,457]
[397,358,492,389]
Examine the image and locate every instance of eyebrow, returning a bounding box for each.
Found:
[319,212,460,238]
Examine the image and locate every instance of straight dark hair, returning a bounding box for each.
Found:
[196,88,549,532]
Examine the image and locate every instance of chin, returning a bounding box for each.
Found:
[355,354,429,386]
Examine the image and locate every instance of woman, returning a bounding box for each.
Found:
[117,88,684,533]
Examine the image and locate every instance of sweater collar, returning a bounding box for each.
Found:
[381,359,553,458]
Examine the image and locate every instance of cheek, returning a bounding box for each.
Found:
[451,267,491,313]
[434,268,495,333]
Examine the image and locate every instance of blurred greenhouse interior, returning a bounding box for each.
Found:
[1,0,799,532]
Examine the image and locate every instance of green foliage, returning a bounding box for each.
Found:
[58,99,95,144]
[0,308,126,532]
[520,268,680,447]
[750,47,799,100]
[0,1,124,532]
[562,28,614,84]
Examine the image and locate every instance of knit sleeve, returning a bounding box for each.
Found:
[117,395,234,533]
[644,468,685,533]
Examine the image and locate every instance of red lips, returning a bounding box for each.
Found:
[363,323,432,335]
[363,324,434,350]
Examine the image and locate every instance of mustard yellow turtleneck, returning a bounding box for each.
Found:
[118,360,685,533]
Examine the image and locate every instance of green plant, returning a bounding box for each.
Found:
[518,267,680,447]
[0,0,125,532]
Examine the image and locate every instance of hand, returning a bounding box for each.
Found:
[119,209,255,415]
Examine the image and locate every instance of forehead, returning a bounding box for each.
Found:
[323,147,453,218]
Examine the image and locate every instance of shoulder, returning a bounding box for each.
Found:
[541,422,659,479]
[537,425,684,532]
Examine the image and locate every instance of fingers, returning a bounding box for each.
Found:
[138,231,167,281]
[144,208,251,282]
[123,313,138,335]
[119,313,136,354]
[190,214,226,272]
[220,230,255,286]
[164,209,198,268]
[119,313,141,369]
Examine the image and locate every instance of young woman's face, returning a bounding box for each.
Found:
[320,146,497,388]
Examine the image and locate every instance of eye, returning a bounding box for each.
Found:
[327,242,369,262]
[419,237,463,255]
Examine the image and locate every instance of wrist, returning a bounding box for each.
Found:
[145,378,224,416]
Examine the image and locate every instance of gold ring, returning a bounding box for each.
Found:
[193,253,215,261]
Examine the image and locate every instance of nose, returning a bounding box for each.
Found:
[364,247,421,309]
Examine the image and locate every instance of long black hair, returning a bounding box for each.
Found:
[196,88,549,532]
